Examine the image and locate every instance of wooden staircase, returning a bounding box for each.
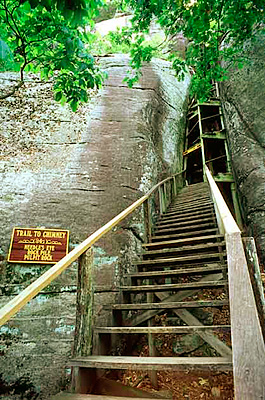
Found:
[55,182,233,399]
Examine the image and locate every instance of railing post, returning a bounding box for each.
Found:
[158,186,163,215]
[72,247,94,392]
[173,176,177,197]
[143,199,152,243]
[73,247,94,358]
[163,182,167,212]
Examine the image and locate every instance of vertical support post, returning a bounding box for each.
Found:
[230,183,243,230]
[143,199,152,243]
[198,105,206,181]
[147,287,158,388]
[74,247,94,357]
[73,248,94,392]
[158,186,164,215]
[224,140,232,173]
[163,182,167,211]
[173,176,177,197]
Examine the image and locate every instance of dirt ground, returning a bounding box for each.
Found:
[118,369,234,399]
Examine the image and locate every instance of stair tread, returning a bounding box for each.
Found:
[157,212,214,224]
[171,196,211,205]
[126,264,226,278]
[143,234,224,248]
[151,229,219,241]
[120,280,227,292]
[169,199,213,208]
[103,300,229,311]
[94,324,230,333]
[163,205,214,218]
[69,356,233,370]
[155,217,215,229]
[142,242,225,257]
[154,222,216,234]
[134,252,226,266]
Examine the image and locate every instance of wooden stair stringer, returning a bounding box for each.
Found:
[155,292,232,358]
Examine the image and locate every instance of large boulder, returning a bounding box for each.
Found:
[0,55,190,398]
[219,33,265,264]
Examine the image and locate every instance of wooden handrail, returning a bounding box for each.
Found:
[0,170,184,326]
[205,165,265,400]
[205,166,239,234]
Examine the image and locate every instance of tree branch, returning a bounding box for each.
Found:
[0,80,24,100]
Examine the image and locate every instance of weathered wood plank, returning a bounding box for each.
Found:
[142,242,225,257]
[69,356,232,371]
[94,325,231,334]
[121,280,227,292]
[104,300,229,311]
[134,252,226,266]
[151,228,218,241]
[155,217,216,230]
[154,222,216,234]
[143,234,224,248]
[73,248,94,358]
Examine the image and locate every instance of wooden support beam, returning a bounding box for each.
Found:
[127,273,222,327]
[155,293,232,359]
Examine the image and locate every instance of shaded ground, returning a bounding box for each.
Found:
[117,369,234,400]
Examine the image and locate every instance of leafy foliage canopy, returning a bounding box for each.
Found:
[0,0,106,110]
[122,0,264,99]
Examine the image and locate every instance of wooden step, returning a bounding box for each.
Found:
[69,356,233,371]
[134,252,225,267]
[142,242,225,259]
[168,201,214,212]
[154,222,217,235]
[103,300,229,311]
[126,264,226,279]
[162,205,214,218]
[143,234,224,249]
[177,188,210,199]
[154,217,216,231]
[154,222,216,236]
[151,229,219,241]
[120,280,227,292]
[95,324,230,333]
[171,196,211,206]
[157,211,214,225]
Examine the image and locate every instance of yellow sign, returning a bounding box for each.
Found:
[183,143,201,156]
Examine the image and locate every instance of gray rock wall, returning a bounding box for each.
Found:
[219,33,265,264]
[0,55,190,398]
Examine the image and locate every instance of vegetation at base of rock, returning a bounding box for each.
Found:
[122,0,265,100]
[0,0,106,111]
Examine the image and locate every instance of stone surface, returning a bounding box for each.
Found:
[220,32,265,264]
[0,55,190,398]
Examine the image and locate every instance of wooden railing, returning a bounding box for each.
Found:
[205,166,265,400]
[0,170,184,327]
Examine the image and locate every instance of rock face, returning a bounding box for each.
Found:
[0,55,190,398]
[220,33,265,264]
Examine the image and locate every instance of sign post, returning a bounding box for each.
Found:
[8,228,69,264]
